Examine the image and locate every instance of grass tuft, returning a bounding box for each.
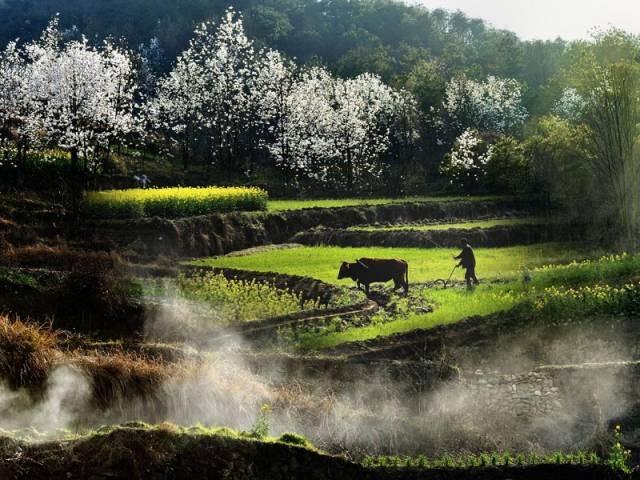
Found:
[0,315,58,389]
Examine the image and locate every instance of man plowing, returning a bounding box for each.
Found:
[454,238,479,290]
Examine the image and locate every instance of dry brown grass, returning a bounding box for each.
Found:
[0,244,123,273]
[0,314,180,414]
[0,315,59,389]
[0,216,38,248]
[72,352,177,410]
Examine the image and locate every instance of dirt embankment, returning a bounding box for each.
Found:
[87,199,530,257]
[0,268,145,336]
[292,223,584,248]
[0,426,623,480]
[323,308,640,370]
[0,261,369,340]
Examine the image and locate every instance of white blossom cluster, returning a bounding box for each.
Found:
[261,67,417,186]
[0,40,27,168]
[552,87,588,122]
[443,75,528,135]
[0,17,138,171]
[440,128,494,188]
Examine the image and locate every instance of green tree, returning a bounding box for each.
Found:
[571,30,640,249]
[584,62,640,249]
[525,115,593,215]
[485,136,528,194]
[403,60,447,113]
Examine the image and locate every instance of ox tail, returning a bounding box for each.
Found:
[405,263,409,291]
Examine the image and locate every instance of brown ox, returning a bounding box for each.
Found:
[337,258,409,295]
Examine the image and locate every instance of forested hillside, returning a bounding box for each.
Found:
[0,0,566,111]
[2,0,637,242]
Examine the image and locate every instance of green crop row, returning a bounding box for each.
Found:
[363,451,600,469]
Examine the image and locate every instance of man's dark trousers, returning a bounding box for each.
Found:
[465,266,479,289]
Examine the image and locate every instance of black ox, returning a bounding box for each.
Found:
[338,258,409,295]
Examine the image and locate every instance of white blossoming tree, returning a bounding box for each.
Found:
[23,18,138,173]
[0,41,26,167]
[254,59,332,184]
[14,17,139,212]
[553,87,588,122]
[443,75,528,137]
[257,65,419,190]
[149,8,420,190]
[440,128,494,191]
[151,8,261,173]
[328,73,396,188]
[148,48,206,169]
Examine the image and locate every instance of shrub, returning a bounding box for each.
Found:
[533,282,640,318]
[278,432,314,449]
[440,129,493,192]
[607,425,632,474]
[250,404,271,438]
[82,186,268,219]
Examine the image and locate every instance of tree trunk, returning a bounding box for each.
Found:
[69,148,83,230]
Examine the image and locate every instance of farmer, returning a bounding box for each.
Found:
[134,174,151,189]
[454,238,479,290]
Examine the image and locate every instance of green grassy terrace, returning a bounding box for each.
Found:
[190,246,638,350]
[190,243,599,286]
[295,252,640,350]
[347,217,542,232]
[267,196,503,211]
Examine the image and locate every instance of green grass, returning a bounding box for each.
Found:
[189,245,640,350]
[267,196,502,211]
[299,284,522,349]
[296,252,640,350]
[190,243,598,286]
[348,217,542,232]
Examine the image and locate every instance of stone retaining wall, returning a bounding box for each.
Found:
[465,369,561,417]
[464,362,640,420]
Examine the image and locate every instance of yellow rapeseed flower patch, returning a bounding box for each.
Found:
[83,186,268,218]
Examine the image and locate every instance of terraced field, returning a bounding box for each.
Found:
[2,195,638,479]
[347,217,542,231]
[191,243,598,285]
[267,195,502,211]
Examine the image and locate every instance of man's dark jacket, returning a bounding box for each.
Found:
[455,244,476,269]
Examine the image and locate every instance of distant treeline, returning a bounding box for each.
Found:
[0,0,567,112]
